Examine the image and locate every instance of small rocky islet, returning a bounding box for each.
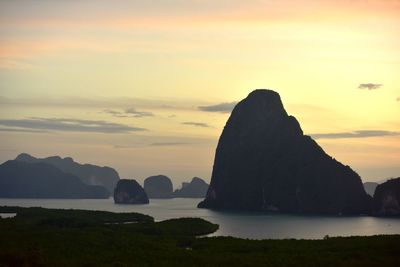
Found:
[113,179,149,204]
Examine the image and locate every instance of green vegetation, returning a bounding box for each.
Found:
[0,206,153,226]
[1,206,399,267]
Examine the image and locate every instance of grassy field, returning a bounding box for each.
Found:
[0,206,399,267]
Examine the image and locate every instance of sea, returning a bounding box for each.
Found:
[1,198,399,239]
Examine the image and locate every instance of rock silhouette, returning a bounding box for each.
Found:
[144,175,173,198]
[114,179,149,204]
[373,178,400,216]
[198,89,371,214]
[173,177,209,198]
[0,160,109,198]
[16,153,119,194]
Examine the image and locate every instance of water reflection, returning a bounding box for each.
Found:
[0,213,16,219]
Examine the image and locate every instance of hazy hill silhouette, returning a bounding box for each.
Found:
[16,153,119,194]
[173,177,209,198]
[0,160,109,198]
[144,175,173,199]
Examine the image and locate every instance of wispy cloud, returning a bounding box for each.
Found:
[198,102,237,113]
[103,109,129,118]
[125,108,154,118]
[0,118,146,134]
[0,127,46,133]
[182,122,210,128]
[311,130,400,139]
[104,108,154,118]
[358,83,382,90]
[0,96,197,112]
[113,144,141,149]
[149,142,188,146]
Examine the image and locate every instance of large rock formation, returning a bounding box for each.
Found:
[373,178,400,216]
[173,177,209,198]
[144,175,173,198]
[114,179,149,204]
[0,160,109,198]
[198,89,371,214]
[363,182,378,196]
[15,153,119,194]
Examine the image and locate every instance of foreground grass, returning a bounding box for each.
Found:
[0,206,399,267]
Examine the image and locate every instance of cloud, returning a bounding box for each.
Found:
[358,83,382,90]
[125,108,154,118]
[114,142,189,148]
[198,102,237,113]
[0,127,46,133]
[311,130,400,139]
[113,144,142,149]
[182,122,210,128]
[0,118,146,134]
[0,96,196,112]
[149,142,188,146]
[103,109,129,118]
[397,97,400,102]
[104,108,154,118]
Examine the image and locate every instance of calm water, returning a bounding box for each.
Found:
[1,198,399,239]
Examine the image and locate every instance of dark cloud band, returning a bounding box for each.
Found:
[104,108,154,118]
[311,130,399,139]
[198,102,237,113]
[358,83,382,90]
[0,117,146,133]
[149,142,188,146]
[182,122,210,128]
[125,108,154,118]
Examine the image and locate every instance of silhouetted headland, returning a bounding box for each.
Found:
[16,153,119,194]
[198,89,372,214]
[373,177,400,216]
[173,177,209,198]
[0,160,109,198]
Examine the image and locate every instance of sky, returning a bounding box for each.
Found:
[0,0,399,186]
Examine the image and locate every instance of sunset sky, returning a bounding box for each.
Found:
[0,0,399,186]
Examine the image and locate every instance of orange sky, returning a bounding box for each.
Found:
[0,0,399,185]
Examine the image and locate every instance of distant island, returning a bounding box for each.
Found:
[0,160,109,199]
[144,175,174,199]
[198,89,397,215]
[15,153,119,194]
[1,152,211,201]
[114,179,149,204]
[173,177,209,198]
[114,175,209,202]
[373,177,400,216]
